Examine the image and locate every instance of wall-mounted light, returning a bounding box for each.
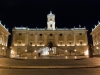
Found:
[74,50,76,52]
[2,47,4,50]
[65,50,67,52]
[84,50,89,55]
[96,47,99,49]
[34,50,37,52]
[25,50,27,52]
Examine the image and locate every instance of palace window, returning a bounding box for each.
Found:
[69,34,71,36]
[40,34,42,36]
[60,42,62,45]
[19,33,22,35]
[40,42,42,45]
[19,42,21,44]
[30,42,33,46]
[17,40,22,46]
[69,42,72,45]
[60,34,62,36]
[50,34,53,36]
[18,42,21,46]
[79,33,82,35]
[80,42,82,45]
[30,34,33,36]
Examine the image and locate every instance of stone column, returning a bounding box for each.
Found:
[85,32,88,45]
[35,33,38,46]
[2,34,4,45]
[64,33,67,46]
[44,33,47,46]
[6,35,8,46]
[95,35,98,44]
[66,34,68,46]
[93,35,96,45]
[55,33,58,46]
[25,32,28,46]
[74,33,76,46]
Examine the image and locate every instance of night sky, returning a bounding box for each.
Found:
[0,0,100,46]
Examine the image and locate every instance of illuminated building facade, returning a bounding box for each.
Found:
[0,21,10,56]
[90,21,100,55]
[11,11,88,57]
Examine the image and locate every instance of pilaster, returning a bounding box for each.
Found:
[55,33,58,46]
[25,32,28,46]
[64,33,67,46]
[44,33,47,46]
[35,33,38,46]
[74,33,76,46]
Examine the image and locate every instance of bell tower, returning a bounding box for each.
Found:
[47,11,55,30]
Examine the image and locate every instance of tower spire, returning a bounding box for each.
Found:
[47,11,55,30]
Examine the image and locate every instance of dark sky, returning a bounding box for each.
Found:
[0,0,100,45]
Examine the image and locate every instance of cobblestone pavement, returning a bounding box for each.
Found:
[0,56,100,75]
[0,68,100,75]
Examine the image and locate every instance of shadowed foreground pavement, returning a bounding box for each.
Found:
[1,68,100,75]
